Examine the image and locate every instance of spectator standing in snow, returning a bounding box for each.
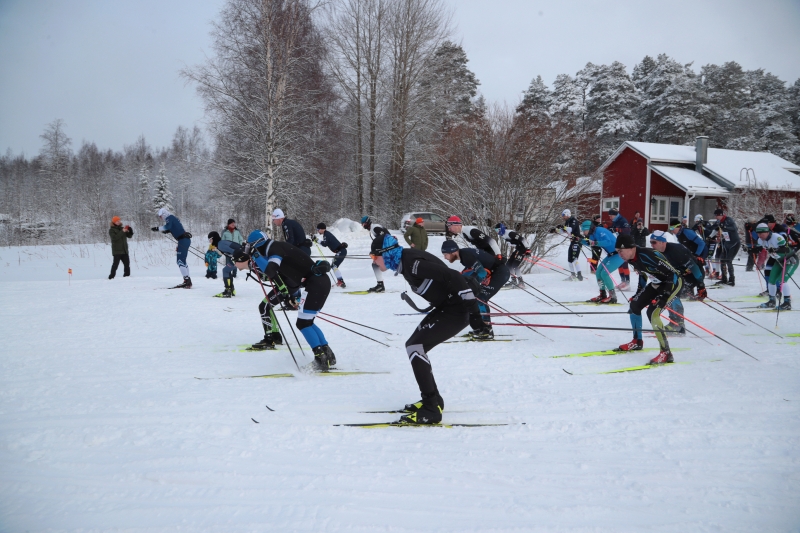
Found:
[404,217,428,250]
[205,232,222,279]
[632,220,650,247]
[108,216,133,279]
[222,219,243,244]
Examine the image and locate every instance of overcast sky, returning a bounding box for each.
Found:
[1,0,799,156]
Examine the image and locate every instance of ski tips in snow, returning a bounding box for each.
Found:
[335,421,519,428]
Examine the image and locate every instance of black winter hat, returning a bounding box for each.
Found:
[615,234,636,249]
[441,239,459,254]
[317,222,327,230]
[227,219,236,225]
[608,208,619,216]
[785,214,796,225]
[762,214,776,223]
[669,218,681,228]
[208,231,221,246]
[714,208,724,216]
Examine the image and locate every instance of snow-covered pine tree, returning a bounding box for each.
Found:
[425,41,481,132]
[138,163,150,212]
[636,54,706,145]
[586,61,639,158]
[744,69,800,163]
[516,75,551,124]
[701,61,756,149]
[152,162,174,212]
[549,74,586,130]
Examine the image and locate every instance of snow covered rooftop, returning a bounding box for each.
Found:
[605,141,800,192]
[649,165,730,196]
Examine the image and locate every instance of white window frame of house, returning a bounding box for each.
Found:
[783,198,797,214]
[602,197,619,213]
[651,196,684,224]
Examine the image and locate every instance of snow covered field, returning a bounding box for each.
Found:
[1,227,799,532]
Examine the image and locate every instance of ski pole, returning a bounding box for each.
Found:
[662,305,758,361]
[313,241,339,286]
[659,312,712,345]
[484,298,551,340]
[494,323,661,333]
[318,311,394,335]
[508,279,552,306]
[316,315,390,347]
[488,311,628,316]
[247,262,302,370]
[694,297,747,326]
[775,255,787,329]
[167,235,206,261]
[704,296,782,338]
[521,255,570,275]
[519,283,579,315]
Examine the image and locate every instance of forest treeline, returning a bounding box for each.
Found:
[2,0,799,246]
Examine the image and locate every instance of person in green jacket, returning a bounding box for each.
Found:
[109,216,134,279]
[404,217,428,251]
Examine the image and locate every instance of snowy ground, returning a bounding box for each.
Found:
[1,226,799,532]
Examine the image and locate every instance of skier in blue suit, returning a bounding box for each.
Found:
[152,207,193,288]
[584,220,625,304]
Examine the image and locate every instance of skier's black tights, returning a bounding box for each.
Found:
[405,304,469,396]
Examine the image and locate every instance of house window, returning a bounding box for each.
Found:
[651,196,683,224]
[603,197,619,212]
[783,198,796,214]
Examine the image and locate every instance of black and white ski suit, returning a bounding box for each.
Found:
[626,247,682,352]
[449,226,502,259]
[365,222,387,282]
[503,231,531,278]
[399,248,483,398]
[555,216,583,274]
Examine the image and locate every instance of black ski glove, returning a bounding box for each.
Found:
[340,242,348,249]
[302,238,312,248]
[151,227,159,232]
[311,260,331,276]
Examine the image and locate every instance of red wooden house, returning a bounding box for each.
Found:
[599,137,800,230]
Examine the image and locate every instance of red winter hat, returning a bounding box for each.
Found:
[446,215,462,226]
[111,216,121,225]
[415,217,424,224]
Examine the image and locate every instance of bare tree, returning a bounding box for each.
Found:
[183,0,328,229]
[385,0,450,218]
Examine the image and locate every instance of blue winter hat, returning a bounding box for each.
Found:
[361,215,370,225]
[441,239,459,254]
[580,220,592,232]
[650,230,668,242]
[246,230,270,248]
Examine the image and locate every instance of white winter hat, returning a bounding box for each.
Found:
[157,207,172,219]
[561,209,571,217]
[272,208,285,220]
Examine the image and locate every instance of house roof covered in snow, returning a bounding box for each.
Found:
[649,165,730,196]
[601,141,800,193]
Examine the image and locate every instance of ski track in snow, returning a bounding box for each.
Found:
[0,232,799,532]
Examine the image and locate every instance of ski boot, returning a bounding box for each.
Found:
[598,290,617,304]
[617,338,644,352]
[323,344,336,366]
[516,276,524,287]
[648,350,674,365]
[311,345,334,371]
[336,279,347,288]
[565,273,578,281]
[759,297,776,309]
[173,276,192,289]
[471,326,494,340]
[758,290,770,297]
[724,277,735,287]
[691,287,708,301]
[664,323,686,336]
[230,279,236,296]
[403,391,444,413]
[367,281,385,293]
[777,297,791,311]
[215,278,233,298]
[618,281,630,290]
[272,331,283,345]
[588,290,608,303]
[249,334,277,351]
[577,272,583,281]
[399,392,443,424]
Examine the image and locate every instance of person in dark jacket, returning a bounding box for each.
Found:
[631,220,650,247]
[108,216,133,279]
[272,208,312,255]
[315,222,348,287]
[743,218,759,271]
[713,208,741,286]
[372,233,483,425]
[441,239,511,339]
[403,217,428,251]
[234,230,335,369]
[550,209,583,281]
